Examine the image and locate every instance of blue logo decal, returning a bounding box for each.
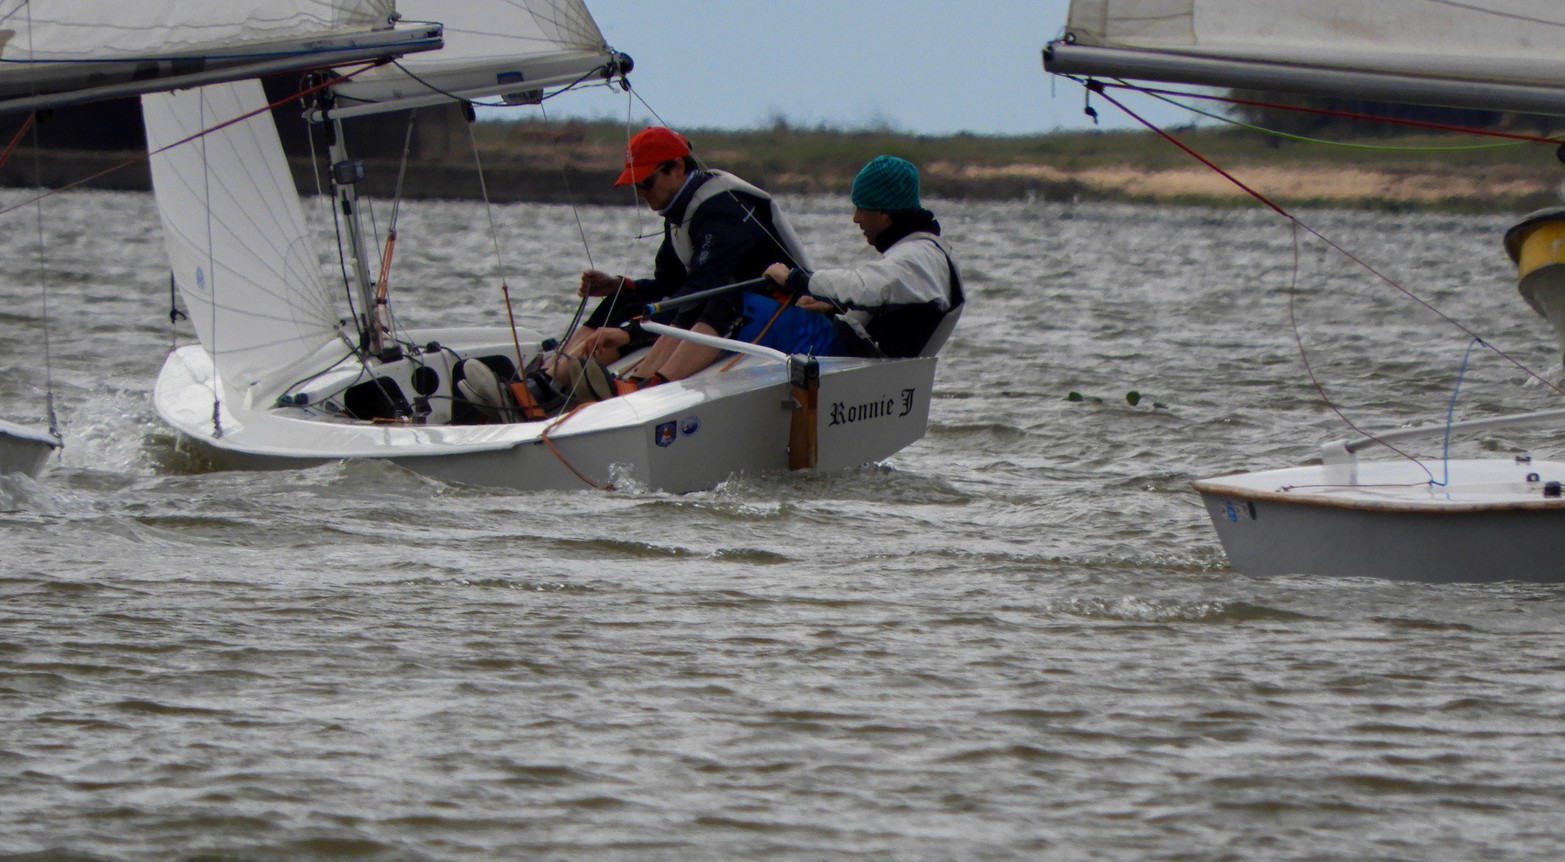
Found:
[655,421,677,448]
[680,416,700,436]
[1220,500,1258,522]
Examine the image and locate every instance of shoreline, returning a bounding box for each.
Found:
[3,146,1558,213]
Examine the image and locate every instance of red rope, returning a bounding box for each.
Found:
[0,112,36,168]
[1089,84,1286,217]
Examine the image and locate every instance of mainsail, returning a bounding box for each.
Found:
[1046,0,1565,116]
[325,0,624,119]
[0,0,439,114]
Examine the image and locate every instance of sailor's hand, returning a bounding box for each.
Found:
[580,270,628,297]
[763,263,791,285]
[795,296,835,314]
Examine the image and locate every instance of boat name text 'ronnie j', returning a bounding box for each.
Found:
[829,389,916,427]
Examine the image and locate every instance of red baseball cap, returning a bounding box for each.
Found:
[614,126,692,186]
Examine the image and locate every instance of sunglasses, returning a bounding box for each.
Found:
[635,162,671,191]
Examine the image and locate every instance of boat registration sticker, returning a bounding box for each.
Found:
[655,421,677,447]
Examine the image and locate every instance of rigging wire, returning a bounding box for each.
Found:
[467,111,512,292]
[198,90,222,438]
[552,90,650,366]
[545,81,660,374]
[302,100,365,356]
[513,90,642,480]
[539,101,600,361]
[1280,218,1431,480]
[19,7,59,451]
[302,97,361,330]
[24,115,60,448]
[1083,80,1565,475]
[1,112,55,439]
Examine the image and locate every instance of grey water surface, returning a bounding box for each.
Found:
[3,189,1565,860]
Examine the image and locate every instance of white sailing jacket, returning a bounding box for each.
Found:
[808,231,960,356]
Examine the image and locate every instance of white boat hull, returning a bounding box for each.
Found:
[0,418,58,477]
[1194,459,1565,582]
[154,327,937,493]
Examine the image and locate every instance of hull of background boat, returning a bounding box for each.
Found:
[0,418,58,477]
[154,335,937,494]
[1193,459,1565,583]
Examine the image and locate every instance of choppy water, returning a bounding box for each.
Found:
[4,188,1565,860]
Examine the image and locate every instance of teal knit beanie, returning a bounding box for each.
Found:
[850,155,921,211]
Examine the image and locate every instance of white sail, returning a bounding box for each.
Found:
[1048,0,1565,115]
[0,0,440,112]
[325,0,621,119]
[143,80,343,398]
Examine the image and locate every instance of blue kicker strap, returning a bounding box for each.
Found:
[1436,337,1484,487]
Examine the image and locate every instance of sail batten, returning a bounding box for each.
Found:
[1048,0,1565,116]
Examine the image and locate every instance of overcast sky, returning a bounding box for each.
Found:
[528,0,1199,136]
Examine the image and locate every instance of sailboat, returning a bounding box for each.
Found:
[0,0,442,477]
[144,0,954,494]
[1045,0,1565,582]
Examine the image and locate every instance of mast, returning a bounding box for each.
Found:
[299,0,632,362]
[323,114,395,360]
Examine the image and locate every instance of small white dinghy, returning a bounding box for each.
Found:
[1191,211,1565,583]
[1192,437,1565,583]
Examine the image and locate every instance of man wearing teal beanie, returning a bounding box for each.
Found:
[851,154,923,211]
[746,155,964,359]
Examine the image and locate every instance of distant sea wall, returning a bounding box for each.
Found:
[0,148,1091,207]
[3,146,1548,212]
[7,101,1559,211]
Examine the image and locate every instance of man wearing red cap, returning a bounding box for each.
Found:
[558,126,810,392]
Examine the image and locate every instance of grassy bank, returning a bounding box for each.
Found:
[467,118,1565,212]
[7,117,1564,212]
